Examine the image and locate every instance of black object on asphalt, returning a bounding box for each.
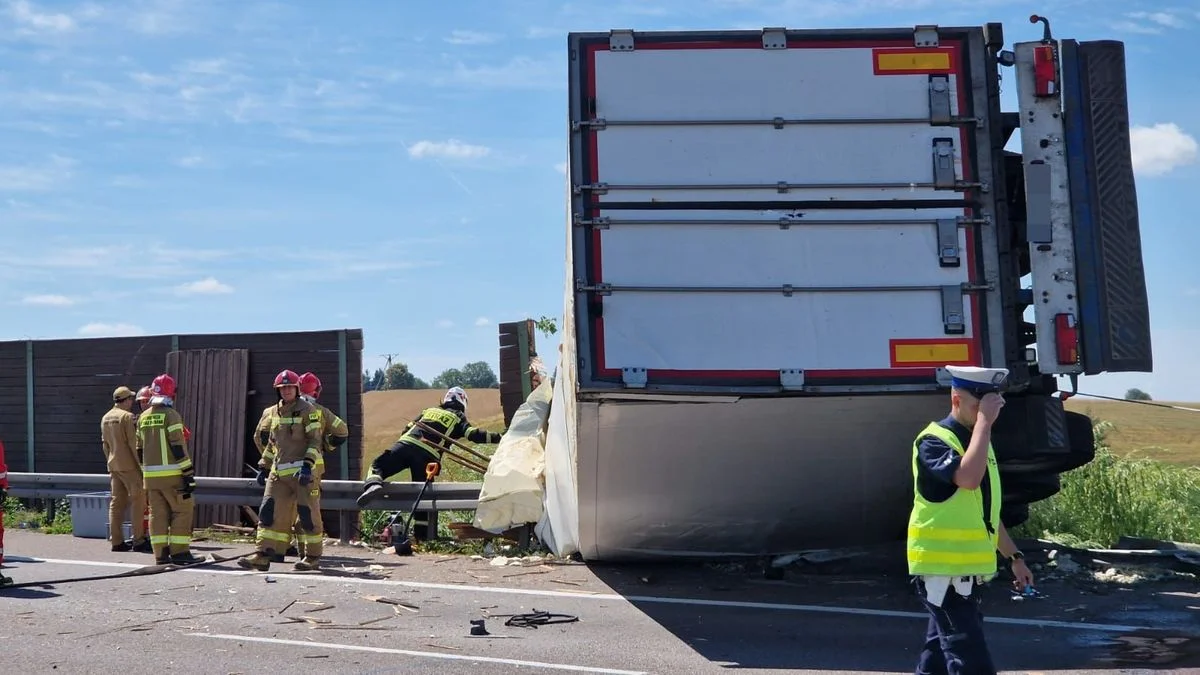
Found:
[504,609,580,628]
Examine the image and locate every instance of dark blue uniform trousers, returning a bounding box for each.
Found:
[914,577,997,675]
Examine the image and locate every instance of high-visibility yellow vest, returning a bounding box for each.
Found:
[906,421,1001,577]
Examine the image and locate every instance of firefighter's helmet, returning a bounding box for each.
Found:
[136,386,153,403]
[299,372,321,398]
[151,373,176,398]
[274,369,301,390]
[443,386,468,409]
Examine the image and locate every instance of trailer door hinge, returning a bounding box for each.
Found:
[941,285,966,335]
[936,218,960,267]
[914,25,940,47]
[609,30,635,51]
[780,369,805,390]
[762,27,787,49]
[621,367,647,388]
[931,138,957,189]
[573,182,609,195]
[928,75,952,125]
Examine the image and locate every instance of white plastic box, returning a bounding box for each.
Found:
[66,491,112,539]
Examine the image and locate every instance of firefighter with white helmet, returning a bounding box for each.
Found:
[357,386,503,540]
[239,369,324,572]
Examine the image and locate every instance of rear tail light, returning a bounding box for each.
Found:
[1054,313,1079,365]
[1033,44,1058,97]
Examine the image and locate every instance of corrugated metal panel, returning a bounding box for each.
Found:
[166,348,250,528]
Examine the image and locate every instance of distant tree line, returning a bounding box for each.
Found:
[363,360,499,392]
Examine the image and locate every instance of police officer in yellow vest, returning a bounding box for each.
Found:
[908,365,1034,675]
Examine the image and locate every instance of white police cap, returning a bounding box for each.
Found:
[945,365,1009,394]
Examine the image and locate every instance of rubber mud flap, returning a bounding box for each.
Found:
[1000,472,1061,504]
[1001,501,1030,529]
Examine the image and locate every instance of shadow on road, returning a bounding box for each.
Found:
[589,560,1200,672]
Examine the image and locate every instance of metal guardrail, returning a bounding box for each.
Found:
[6,472,482,514]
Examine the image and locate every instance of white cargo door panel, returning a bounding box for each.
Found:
[570,31,991,388]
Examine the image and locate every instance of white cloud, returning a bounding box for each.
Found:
[1130,123,1198,177]
[446,56,561,90]
[1129,11,1188,28]
[408,139,492,161]
[175,154,204,168]
[0,154,76,192]
[78,322,144,337]
[175,277,233,295]
[6,0,77,34]
[436,319,455,329]
[554,161,568,175]
[445,30,499,45]
[22,293,74,307]
[475,316,490,326]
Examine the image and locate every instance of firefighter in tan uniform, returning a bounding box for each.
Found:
[239,369,323,572]
[291,371,349,564]
[252,401,300,562]
[101,386,151,553]
[136,373,201,565]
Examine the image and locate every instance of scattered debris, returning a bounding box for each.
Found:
[470,619,489,636]
[427,643,461,650]
[504,610,580,629]
[362,595,419,612]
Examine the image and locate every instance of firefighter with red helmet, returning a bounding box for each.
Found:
[239,369,323,572]
[135,386,153,417]
[286,371,350,562]
[0,437,12,587]
[136,373,201,565]
[252,400,297,562]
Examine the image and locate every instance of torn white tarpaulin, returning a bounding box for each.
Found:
[472,375,553,533]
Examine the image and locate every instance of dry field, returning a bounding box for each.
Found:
[1065,398,1200,466]
[361,388,504,480]
[357,391,1199,478]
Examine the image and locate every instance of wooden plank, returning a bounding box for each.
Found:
[166,348,250,528]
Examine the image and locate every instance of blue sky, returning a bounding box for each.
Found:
[2,0,1197,401]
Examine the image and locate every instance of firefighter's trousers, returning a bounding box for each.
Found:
[256,473,319,555]
[291,471,325,558]
[110,470,147,545]
[145,476,194,559]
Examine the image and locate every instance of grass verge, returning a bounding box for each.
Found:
[1014,420,1200,547]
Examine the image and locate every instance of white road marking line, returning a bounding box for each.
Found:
[188,632,649,675]
[9,556,1153,633]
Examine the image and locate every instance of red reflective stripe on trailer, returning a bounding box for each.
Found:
[581,37,982,382]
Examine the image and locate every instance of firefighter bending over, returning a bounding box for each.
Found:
[357,387,503,538]
[239,370,323,572]
[136,374,200,565]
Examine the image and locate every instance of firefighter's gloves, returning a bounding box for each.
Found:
[181,474,196,498]
[255,467,269,486]
[299,464,314,486]
[0,486,7,502]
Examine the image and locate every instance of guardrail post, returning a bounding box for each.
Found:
[25,339,35,472]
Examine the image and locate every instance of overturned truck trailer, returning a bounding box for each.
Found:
[545,22,1153,561]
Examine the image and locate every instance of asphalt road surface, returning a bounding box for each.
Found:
[2,531,1197,673]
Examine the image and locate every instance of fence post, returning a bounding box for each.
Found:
[25,340,35,472]
[337,329,351,543]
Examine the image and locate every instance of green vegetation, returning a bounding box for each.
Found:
[364,360,499,392]
[3,496,74,535]
[1015,420,1200,547]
